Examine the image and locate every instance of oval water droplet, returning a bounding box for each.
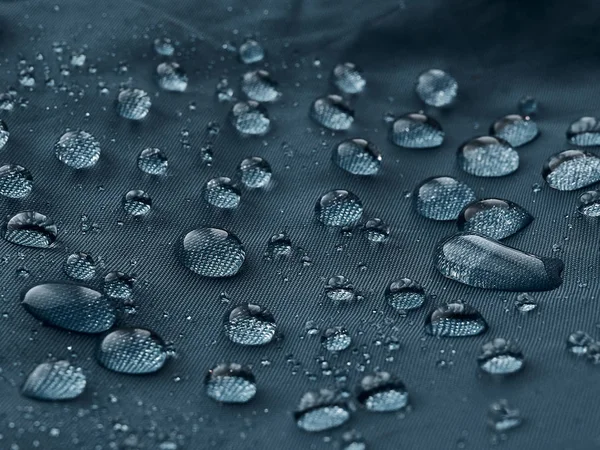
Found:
[122,189,152,216]
[54,131,101,169]
[264,232,292,259]
[0,119,9,150]
[230,101,271,136]
[325,275,356,303]
[63,252,96,281]
[543,150,600,191]
[104,271,134,300]
[385,278,426,312]
[116,88,151,120]
[0,163,33,198]
[21,361,86,401]
[321,327,352,352]
[2,211,57,248]
[478,338,524,375]
[414,176,476,221]
[488,400,522,432]
[425,301,487,337]
[223,303,277,346]
[457,198,533,240]
[205,363,257,403]
[515,293,537,313]
[156,62,188,92]
[137,148,168,176]
[178,227,245,277]
[332,62,366,94]
[458,136,519,177]
[22,283,115,333]
[310,95,354,131]
[332,138,381,176]
[97,328,168,374]
[567,117,600,146]
[435,232,564,291]
[153,37,175,56]
[241,70,281,102]
[237,157,272,188]
[238,38,264,64]
[415,69,457,107]
[294,390,351,432]
[315,189,363,227]
[491,114,539,147]
[363,218,390,242]
[202,177,241,209]
[391,113,444,149]
[357,372,409,412]
[578,190,600,217]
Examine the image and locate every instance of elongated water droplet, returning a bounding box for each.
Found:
[223,303,277,346]
[22,283,115,333]
[2,211,57,248]
[63,252,96,281]
[97,328,168,374]
[325,275,355,303]
[567,117,600,146]
[264,232,292,259]
[357,372,409,412]
[116,88,151,120]
[104,271,134,300]
[205,363,256,403]
[435,232,564,291]
[0,163,33,198]
[478,338,524,375]
[237,157,272,188]
[294,390,351,432]
[457,198,533,240]
[543,150,600,191]
[156,62,187,92]
[21,361,86,401]
[310,95,354,131]
[202,177,241,209]
[122,189,152,216]
[241,70,281,102]
[414,176,476,221]
[178,227,245,277]
[154,37,175,56]
[315,189,363,226]
[578,190,600,217]
[391,113,444,148]
[425,301,487,337]
[416,69,457,107]
[54,131,100,169]
[332,62,365,94]
[238,38,264,64]
[458,136,518,177]
[385,278,426,312]
[230,101,271,136]
[321,327,351,352]
[137,148,168,175]
[0,119,9,150]
[332,138,381,176]
[363,218,390,242]
[488,400,522,432]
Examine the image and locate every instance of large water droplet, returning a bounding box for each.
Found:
[363,218,390,242]
[310,95,354,131]
[223,303,277,346]
[0,119,9,150]
[230,101,271,136]
[332,62,365,94]
[435,233,564,291]
[321,327,352,352]
[205,363,257,403]
[54,131,100,169]
[237,157,272,188]
[63,252,96,281]
[488,400,522,432]
[414,176,476,221]
[202,177,241,209]
[457,198,533,240]
[21,361,86,401]
[153,37,175,56]
[415,69,457,107]
[325,275,356,303]
[178,227,245,277]
[567,117,600,146]
[391,113,444,149]
[458,136,518,177]
[357,372,409,412]
[264,232,293,259]
[425,301,487,337]
[2,211,57,248]
[0,163,33,198]
[156,62,188,92]
[294,390,351,432]
[491,114,539,147]
[104,271,134,300]
[22,283,115,333]
[137,148,168,176]
[315,189,363,227]
[238,38,264,64]
[241,70,281,102]
[478,338,524,375]
[116,88,151,120]
[385,278,426,312]
[578,190,600,217]
[97,328,168,374]
[123,189,152,216]
[543,149,600,191]
[332,138,381,176]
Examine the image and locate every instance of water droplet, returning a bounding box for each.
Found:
[385,278,426,312]
[321,327,352,352]
[63,252,96,281]
[97,328,168,374]
[2,211,57,248]
[363,218,390,242]
[315,189,363,227]
[567,117,600,146]
[567,331,594,356]
[230,100,271,136]
[205,363,256,403]
[216,77,235,102]
[178,227,245,277]
[332,62,366,94]
[0,119,9,150]
[54,131,101,169]
[458,136,518,177]
[0,163,33,198]
[435,233,564,291]
[491,114,539,147]
[310,95,354,131]
[238,38,264,64]
[415,69,457,107]
[264,232,293,259]
[332,138,381,176]
[488,400,522,432]
[154,37,175,56]
[391,113,444,149]
[294,390,351,432]
[104,271,134,300]
[515,293,537,312]
[223,303,277,346]
[425,301,487,337]
[357,372,409,412]
[21,361,86,401]
[237,157,272,188]
[478,338,524,375]
[122,190,152,216]
[457,198,533,240]
[414,176,476,221]
[202,177,241,209]
[22,283,115,333]
[578,190,600,217]
[137,148,168,176]
[518,96,537,116]
[156,62,188,92]
[116,88,151,120]
[325,275,356,303]
[241,70,281,102]
[543,149,600,191]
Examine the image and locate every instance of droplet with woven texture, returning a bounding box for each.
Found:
[321,327,352,352]
[237,157,272,188]
[515,293,538,313]
[294,390,351,432]
[202,177,241,209]
[223,303,277,346]
[415,69,457,107]
[385,278,426,312]
[104,271,134,300]
[21,361,86,401]
[414,176,476,221]
[2,211,57,248]
[205,363,257,403]
[241,70,281,102]
[478,338,524,375]
[54,131,101,169]
[578,190,600,217]
[458,136,519,177]
[543,150,600,191]
[97,328,168,374]
[116,88,151,120]
[264,232,293,259]
[315,190,363,227]
[122,190,152,216]
[332,62,366,94]
[137,148,168,176]
[63,252,96,281]
[425,301,487,337]
[457,198,533,240]
[567,117,600,146]
[22,283,115,333]
[0,164,33,198]
[230,101,271,136]
[0,119,9,150]
[491,114,539,147]
[154,37,175,56]
[488,400,522,432]
[238,38,264,64]
[391,113,444,149]
[325,275,356,303]
[310,95,354,131]
[357,372,409,412]
[156,62,187,92]
[332,138,381,176]
[179,227,245,277]
[363,218,390,243]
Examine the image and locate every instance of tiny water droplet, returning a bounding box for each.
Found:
[325,275,356,303]
[567,117,600,146]
[488,400,522,432]
[116,88,151,120]
[97,328,168,374]
[518,96,537,116]
[457,198,533,240]
[294,389,351,432]
[414,176,476,221]
[578,190,600,217]
[154,37,175,56]
[0,163,33,198]
[332,138,381,176]
[567,331,594,356]
[223,303,277,346]
[391,113,444,148]
[332,62,366,94]
[241,70,281,102]
[205,363,257,403]
[385,278,426,312]
[230,100,271,136]
[54,131,101,169]
[491,114,539,147]
[310,95,354,131]
[515,293,537,312]
[357,371,409,412]
[478,338,524,375]
[63,252,96,281]
[2,211,57,248]
[458,136,518,177]
[238,38,264,64]
[122,190,152,216]
[264,232,292,259]
[415,69,457,107]
[237,156,272,188]
[104,271,134,300]
[202,177,241,209]
[543,149,600,191]
[322,327,352,352]
[21,361,86,401]
[425,301,487,337]
[137,148,168,176]
[0,119,9,150]
[363,218,390,242]
[156,62,188,92]
[315,189,363,227]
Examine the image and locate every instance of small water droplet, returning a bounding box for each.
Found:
[116,88,151,120]
[567,117,600,146]
[239,38,265,64]
[202,177,241,209]
[458,136,518,177]
[310,95,354,131]
[0,119,9,150]
[385,278,426,312]
[415,69,457,107]
[154,36,175,56]
[363,218,390,242]
[216,77,235,102]
[325,275,356,303]
[137,148,168,176]
[578,190,600,217]
[357,371,409,412]
[241,70,281,102]
[322,327,352,352]
[2,211,57,248]
[122,190,152,216]
[332,138,381,176]
[294,389,351,432]
[223,303,277,346]
[491,114,539,147]
[54,130,101,169]
[205,363,257,403]
[567,331,594,356]
[104,271,134,300]
[63,252,96,281]
[478,338,524,375]
[543,149,600,191]
[457,198,533,240]
[0,163,33,198]
[518,96,537,116]
[332,62,365,94]
[156,62,188,92]
[21,361,86,401]
[425,301,487,337]
[264,232,292,259]
[414,176,476,221]
[488,400,522,432]
[391,113,444,148]
[315,189,363,227]
[97,328,168,374]
[237,156,272,188]
[230,100,271,136]
[515,293,537,312]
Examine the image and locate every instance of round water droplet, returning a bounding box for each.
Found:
[488,400,522,432]
[241,70,281,102]
[0,163,33,198]
[491,114,539,147]
[294,390,351,432]
[515,293,537,312]
[116,88,151,120]
[223,303,277,346]
[478,338,524,375]
[202,177,241,209]
[310,95,354,131]
[237,157,272,188]
[357,372,409,412]
[22,283,115,333]
[332,138,381,176]
[391,113,444,149]
[63,252,96,281]
[239,38,264,64]
[363,218,390,242]
[567,331,594,356]
[458,136,518,177]
[332,62,366,94]
[154,37,174,56]
[425,302,487,337]
[518,96,537,116]
[321,327,352,352]
[230,101,271,136]
[205,363,256,403]
[104,271,134,300]
[414,176,476,221]
[325,275,356,303]
[578,190,600,217]
[178,227,245,277]
[543,149,600,191]
[315,189,363,227]
[415,69,457,107]
[385,278,426,312]
[2,211,57,248]
[21,361,86,401]
[457,198,533,240]
[264,232,292,259]
[567,117,600,146]
[122,189,152,216]
[137,148,168,176]
[97,328,168,374]
[54,131,101,169]
[0,119,9,150]
[156,62,188,92]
